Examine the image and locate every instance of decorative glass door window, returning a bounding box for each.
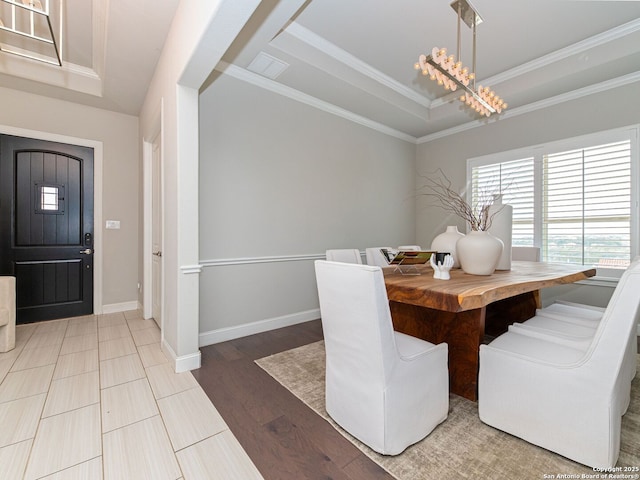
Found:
[34,183,65,214]
[41,186,59,211]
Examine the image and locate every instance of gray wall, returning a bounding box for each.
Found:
[198,72,639,341]
[416,82,640,307]
[198,74,416,340]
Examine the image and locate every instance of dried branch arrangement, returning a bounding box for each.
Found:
[418,169,500,231]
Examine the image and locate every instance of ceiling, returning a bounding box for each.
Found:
[1,1,639,142]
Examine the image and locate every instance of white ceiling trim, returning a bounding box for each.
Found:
[284,22,432,109]
[0,54,102,95]
[215,59,640,147]
[215,61,417,143]
[278,18,640,116]
[430,18,640,110]
[418,70,640,144]
[480,17,640,89]
[91,0,108,85]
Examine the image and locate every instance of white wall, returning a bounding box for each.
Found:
[0,86,139,311]
[198,73,417,342]
[139,0,262,370]
[416,82,640,307]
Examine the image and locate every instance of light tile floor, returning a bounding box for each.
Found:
[0,310,264,480]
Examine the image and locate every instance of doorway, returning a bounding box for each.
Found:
[151,135,163,328]
[0,135,94,323]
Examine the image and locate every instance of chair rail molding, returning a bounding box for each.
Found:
[200,253,328,267]
[180,264,203,274]
[198,253,331,345]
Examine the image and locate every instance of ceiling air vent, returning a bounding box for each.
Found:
[247,52,289,79]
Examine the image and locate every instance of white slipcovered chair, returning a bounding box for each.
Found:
[314,260,449,455]
[325,249,362,264]
[511,246,541,261]
[478,257,640,469]
[511,267,637,392]
[0,276,16,352]
[510,315,637,394]
[508,302,606,351]
[365,247,395,267]
[535,300,605,326]
[397,245,421,251]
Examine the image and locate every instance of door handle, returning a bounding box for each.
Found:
[79,248,93,254]
[153,251,162,257]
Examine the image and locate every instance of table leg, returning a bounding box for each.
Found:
[389,301,485,401]
[484,291,539,337]
[389,291,538,401]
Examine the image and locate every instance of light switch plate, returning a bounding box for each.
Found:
[106,220,121,229]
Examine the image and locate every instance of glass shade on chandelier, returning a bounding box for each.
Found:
[413,0,507,118]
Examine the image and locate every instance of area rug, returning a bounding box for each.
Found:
[256,341,640,480]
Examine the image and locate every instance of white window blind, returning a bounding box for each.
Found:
[543,141,631,267]
[471,158,535,246]
[468,127,637,273]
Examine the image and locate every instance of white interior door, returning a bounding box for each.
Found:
[151,138,163,327]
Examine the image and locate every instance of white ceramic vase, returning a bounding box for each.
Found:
[456,230,504,275]
[430,225,465,268]
[488,195,513,270]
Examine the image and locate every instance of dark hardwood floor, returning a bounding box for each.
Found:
[193,319,640,480]
[192,319,395,480]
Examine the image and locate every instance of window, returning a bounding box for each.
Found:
[468,127,638,277]
[34,183,65,215]
[471,156,535,247]
[40,186,59,211]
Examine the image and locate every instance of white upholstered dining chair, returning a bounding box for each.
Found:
[510,264,638,399]
[478,257,640,469]
[511,246,540,261]
[314,260,449,455]
[325,249,362,264]
[397,245,421,251]
[365,247,394,267]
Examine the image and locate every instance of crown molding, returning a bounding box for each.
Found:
[484,17,640,88]
[216,61,640,146]
[215,61,417,143]
[284,22,432,109]
[417,71,640,143]
[283,19,640,114]
[430,18,640,109]
[91,0,108,82]
[215,15,640,147]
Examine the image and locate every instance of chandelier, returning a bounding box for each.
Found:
[414,0,506,117]
[0,0,62,66]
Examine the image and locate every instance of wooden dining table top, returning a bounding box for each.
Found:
[383,261,597,313]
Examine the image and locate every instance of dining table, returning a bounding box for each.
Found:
[383,261,597,401]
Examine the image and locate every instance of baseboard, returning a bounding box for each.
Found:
[100,300,141,315]
[101,301,202,372]
[199,309,321,347]
[161,339,201,373]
